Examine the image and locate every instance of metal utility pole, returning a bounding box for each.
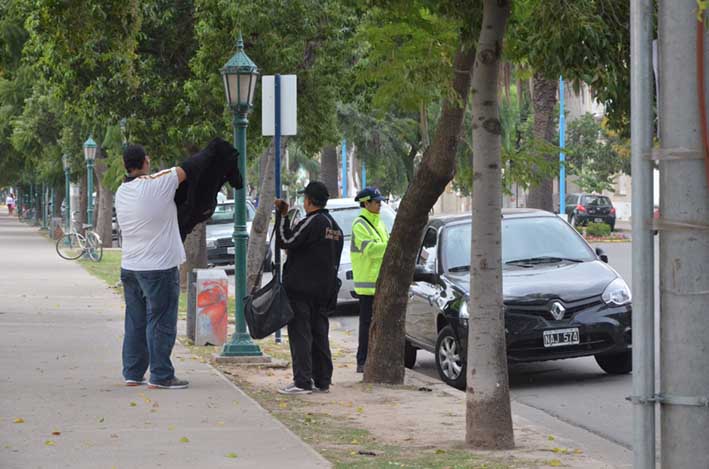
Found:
[630,0,655,467]
[658,3,709,467]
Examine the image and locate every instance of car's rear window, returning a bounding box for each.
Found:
[582,195,612,207]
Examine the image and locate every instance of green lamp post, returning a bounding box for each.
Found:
[41,184,48,230]
[83,135,97,227]
[62,154,71,238]
[219,33,262,357]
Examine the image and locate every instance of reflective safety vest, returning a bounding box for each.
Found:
[350,208,389,296]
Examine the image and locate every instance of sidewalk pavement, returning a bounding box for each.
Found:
[0,212,329,469]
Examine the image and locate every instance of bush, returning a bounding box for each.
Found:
[585,222,611,237]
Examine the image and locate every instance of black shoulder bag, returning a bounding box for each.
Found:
[243,219,294,339]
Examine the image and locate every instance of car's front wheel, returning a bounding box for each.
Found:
[435,325,466,390]
[595,350,632,374]
[404,340,417,369]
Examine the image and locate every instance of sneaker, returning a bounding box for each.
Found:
[356,364,364,373]
[278,383,312,395]
[148,377,189,389]
[125,378,147,386]
[313,385,330,393]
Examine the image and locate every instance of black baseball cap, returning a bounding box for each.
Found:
[298,181,330,206]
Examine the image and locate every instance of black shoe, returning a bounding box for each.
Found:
[313,385,330,393]
[356,365,364,373]
[148,377,189,389]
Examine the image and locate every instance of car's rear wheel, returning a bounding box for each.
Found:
[569,215,577,228]
[404,340,417,369]
[595,350,632,374]
[435,325,466,390]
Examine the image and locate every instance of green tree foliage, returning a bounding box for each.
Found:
[507,0,630,135]
[565,113,629,193]
[454,85,558,195]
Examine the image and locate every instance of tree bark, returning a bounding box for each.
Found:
[466,0,514,450]
[363,44,477,385]
[94,150,113,248]
[320,146,339,197]
[180,221,207,291]
[247,139,286,294]
[525,73,558,211]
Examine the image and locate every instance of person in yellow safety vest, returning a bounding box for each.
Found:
[351,187,390,373]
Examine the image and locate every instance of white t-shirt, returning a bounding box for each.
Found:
[6,196,15,205]
[115,168,186,271]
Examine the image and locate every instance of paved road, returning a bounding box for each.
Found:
[329,239,659,466]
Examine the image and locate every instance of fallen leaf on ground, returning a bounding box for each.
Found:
[226,453,238,459]
[574,449,583,454]
[179,437,189,443]
[98,417,105,423]
[129,402,137,407]
[13,418,24,424]
[435,449,446,454]
[45,440,55,446]
[216,421,225,426]
[356,407,364,413]
[110,434,119,439]
[548,460,562,467]
[51,431,61,436]
[278,402,288,409]
[168,425,176,431]
[547,435,555,441]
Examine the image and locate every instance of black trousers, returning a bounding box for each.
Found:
[357,295,374,367]
[287,299,333,390]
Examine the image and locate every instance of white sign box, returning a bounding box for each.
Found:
[262,74,297,136]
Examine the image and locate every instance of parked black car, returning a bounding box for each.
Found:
[405,209,632,390]
[564,193,616,230]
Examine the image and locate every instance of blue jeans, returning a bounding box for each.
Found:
[121,267,180,384]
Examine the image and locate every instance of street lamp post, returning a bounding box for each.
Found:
[219,33,262,357]
[83,136,97,227]
[62,154,71,240]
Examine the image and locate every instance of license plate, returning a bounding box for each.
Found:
[543,328,580,347]
[594,217,603,223]
[227,247,235,255]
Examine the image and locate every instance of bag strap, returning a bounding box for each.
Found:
[358,215,384,241]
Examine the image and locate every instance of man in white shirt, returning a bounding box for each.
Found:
[115,144,188,389]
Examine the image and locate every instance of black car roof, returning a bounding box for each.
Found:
[428,208,556,227]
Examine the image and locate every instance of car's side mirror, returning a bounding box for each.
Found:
[413,264,439,285]
[596,247,609,263]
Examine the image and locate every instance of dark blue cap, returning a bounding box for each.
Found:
[355,187,386,202]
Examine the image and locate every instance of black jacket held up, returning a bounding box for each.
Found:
[276,209,344,305]
[175,137,243,241]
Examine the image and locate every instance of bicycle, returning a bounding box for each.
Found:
[56,218,103,262]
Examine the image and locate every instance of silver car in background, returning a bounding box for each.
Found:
[289,198,396,309]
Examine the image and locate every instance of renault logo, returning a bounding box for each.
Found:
[550,301,566,321]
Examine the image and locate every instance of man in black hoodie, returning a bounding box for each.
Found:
[274,181,343,395]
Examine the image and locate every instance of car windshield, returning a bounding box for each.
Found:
[329,205,396,237]
[442,216,596,271]
[208,203,255,225]
[582,195,612,207]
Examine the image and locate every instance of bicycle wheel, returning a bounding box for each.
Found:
[56,233,84,260]
[86,231,103,262]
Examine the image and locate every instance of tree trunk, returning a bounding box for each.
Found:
[466,0,514,450]
[363,44,477,385]
[525,73,558,211]
[247,139,286,293]
[320,146,339,197]
[180,221,207,291]
[94,152,113,248]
